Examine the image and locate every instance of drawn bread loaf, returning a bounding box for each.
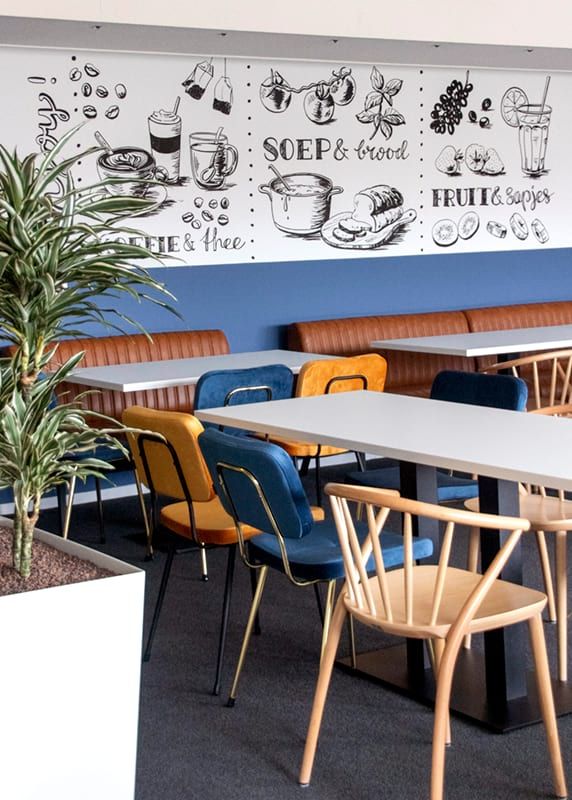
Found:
[351,185,404,232]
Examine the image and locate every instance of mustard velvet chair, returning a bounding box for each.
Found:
[266,354,388,505]
[300,484,567,800]
[123,406,262,696]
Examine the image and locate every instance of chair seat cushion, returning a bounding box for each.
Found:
[161,499,324,546]
[346,466,478,503]
[248,519,433,582]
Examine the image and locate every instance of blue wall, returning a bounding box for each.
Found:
[114,247,572,351]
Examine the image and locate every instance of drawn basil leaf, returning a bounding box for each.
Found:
[378,120,393,139]
[383,110,406,126]
[370,66,384,92]
[364,91,382,111]
[356,109,377,123]
[384,78,403,97]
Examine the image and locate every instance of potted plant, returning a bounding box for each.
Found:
[0,126,175,800]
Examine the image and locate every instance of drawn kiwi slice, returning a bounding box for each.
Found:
[458,211,480,240]
[432,218,458,247]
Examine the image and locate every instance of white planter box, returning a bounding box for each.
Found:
[0,520,145,800]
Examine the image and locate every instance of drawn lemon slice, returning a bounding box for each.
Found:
[501,86,528,127]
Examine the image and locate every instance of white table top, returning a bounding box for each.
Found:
[63,350,332,393]
[196,390,572,492]
[371,324,572,357]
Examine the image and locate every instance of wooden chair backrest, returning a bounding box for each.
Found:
[482,349,572,410]
[325,482,529,636]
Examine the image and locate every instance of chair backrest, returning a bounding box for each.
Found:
[194,364,295,410]
[481,349,572,410]
[295,354,387,398]
[122,406,214,503]
[199,428,314,541]
[325,482,530,638]
[430,370,528,411]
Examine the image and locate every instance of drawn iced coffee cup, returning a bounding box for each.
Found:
[189,131,238,190]
[516,103,551,176]
[148,98,182,183]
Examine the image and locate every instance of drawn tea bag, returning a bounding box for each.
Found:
[182,58,214,100]
[213,59,233,115]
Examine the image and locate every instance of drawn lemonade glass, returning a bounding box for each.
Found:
[516,103,551,176]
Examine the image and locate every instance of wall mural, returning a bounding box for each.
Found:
[0,46,568,267]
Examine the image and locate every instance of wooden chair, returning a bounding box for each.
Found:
[266,354,387,505]
[199,429,433,707]
[466,402,572,681]
[300,484,567,800]
[482,349,572,410]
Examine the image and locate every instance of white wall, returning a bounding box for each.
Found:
[2,0,572,50]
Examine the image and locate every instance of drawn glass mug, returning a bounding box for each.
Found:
[189,132,238,190]
[97,146,169,197]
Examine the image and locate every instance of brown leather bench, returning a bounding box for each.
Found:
[49,329,230,422]
[287,301,572,396]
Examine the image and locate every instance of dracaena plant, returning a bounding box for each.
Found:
[0,125,177,578]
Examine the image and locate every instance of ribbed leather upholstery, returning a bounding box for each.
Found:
[287,311,472,396]
[465,301,572,371]
[287,302,572,397]
[48,329,229,421]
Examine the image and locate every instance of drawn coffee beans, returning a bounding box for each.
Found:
[82,105,97,119]
[69,68,82,81]
[115,83,127,99]
[84,63,100,77]
[218,214,229,226]
[81,83,92,97]
[96,85,109,98]
[105,105,119,119]
[220,197,229,209]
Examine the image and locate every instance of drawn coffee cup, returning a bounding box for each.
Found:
[97,146,168,196]
[189,132,238,190]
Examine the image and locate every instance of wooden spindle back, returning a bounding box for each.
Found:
[483,349,572,409]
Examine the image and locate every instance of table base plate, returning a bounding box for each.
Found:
[337,644,572,733]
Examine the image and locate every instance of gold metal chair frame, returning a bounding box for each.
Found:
[214,459,340,706]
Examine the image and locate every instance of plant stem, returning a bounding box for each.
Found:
[12,490,39,578]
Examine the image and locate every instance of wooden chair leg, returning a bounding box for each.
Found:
[528,613,568,799]
[430,636,460,800]
[555,531,568,682]
[536,530,557,623]
[299,595,347,787]
[227,566,268,707]
[320,580,336,663]
[432,638,451,746]
[199,544,209,582]
[463,527,480,649]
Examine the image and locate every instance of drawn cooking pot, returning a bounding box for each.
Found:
[259,173,343,236]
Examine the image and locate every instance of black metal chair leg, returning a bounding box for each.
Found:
[249,567,262,636]
[95,477,105,543]
[143,543,176,662]
[313,583,324,626]
[300,456,311,477]
[355,451,367,472]
[315,455,322,507]
[212,545,237,696]
[56,483,67,536]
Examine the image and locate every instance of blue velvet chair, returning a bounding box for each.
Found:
[345,370,528,501]
[194,364,295,436]
[199,428,434,706]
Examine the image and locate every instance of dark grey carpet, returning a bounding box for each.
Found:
[36,462,572,800]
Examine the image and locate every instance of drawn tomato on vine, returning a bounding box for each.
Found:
[303,82,336,124]
[356,67,405,140]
